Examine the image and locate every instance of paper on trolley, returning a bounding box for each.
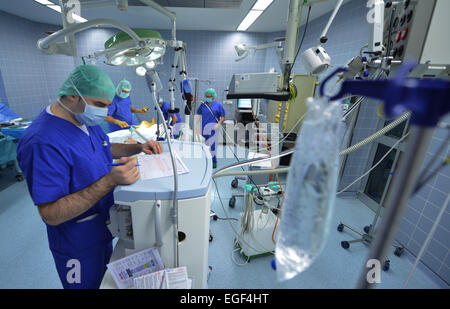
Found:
[137,151,190,180]
[133,266,192,289]
[106,247,164,289]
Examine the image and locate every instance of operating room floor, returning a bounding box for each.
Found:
[0,147,446,289]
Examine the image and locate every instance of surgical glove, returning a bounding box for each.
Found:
[140,107,149,113]
[114,120,129,128]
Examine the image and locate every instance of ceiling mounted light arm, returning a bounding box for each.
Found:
[138,0,177,43]
[58,0,77,56]
[37,18,144,55]
[235,40,284,62]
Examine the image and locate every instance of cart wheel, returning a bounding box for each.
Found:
[15,174,24,182]
[337,224,344,232]
[383,260,390,271]
[364,225,371,234]
[229,196,236,208]
[213,214,218,221]
[209,234,213,242]
[231,178,238,188]
[341,241,350,249]
[394,247,404,257]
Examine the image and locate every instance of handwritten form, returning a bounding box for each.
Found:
[137,152,190,180]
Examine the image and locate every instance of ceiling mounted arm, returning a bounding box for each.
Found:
[235,40,284,62]
[319,0,344,44]
[37,18,144,55]
[138,0,177,43]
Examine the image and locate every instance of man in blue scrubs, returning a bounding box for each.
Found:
[159,97,181,138]
[195,88,225,168]
[105,80,149,132]
[17,65,163,289]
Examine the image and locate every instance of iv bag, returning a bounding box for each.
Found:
[275,97,342,281]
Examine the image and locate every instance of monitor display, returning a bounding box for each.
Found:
[237,98,252,109]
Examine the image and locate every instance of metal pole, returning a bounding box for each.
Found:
[192,78,199,142]
[319,0,344,43]
[282,0,301,91]
[356,126,433,288]
[368,117,411,235]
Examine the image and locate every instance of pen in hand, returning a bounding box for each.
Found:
[107,163,140,167]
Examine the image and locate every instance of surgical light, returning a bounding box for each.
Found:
[144,61,156,69]
[135,66,147,77]
[302,46,331,76]
[235,44,248,57]
[104,29,166,67]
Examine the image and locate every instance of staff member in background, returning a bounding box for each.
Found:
[17,65,163,289]
[105,79,149,132]
[159,97,181,126]
[159,97,182,138]
[196,88,225,169]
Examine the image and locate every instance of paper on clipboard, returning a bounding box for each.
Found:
[137,151,190,180]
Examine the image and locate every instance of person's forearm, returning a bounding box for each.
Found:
[218,117,225,125]
[131,107,141,113]
[105,115,116,124]
[111,143,143,159]
[38,174,117,226]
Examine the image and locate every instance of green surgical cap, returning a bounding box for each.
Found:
[205,88,217,99]
[116,79,132,93]
[58,65,115,101]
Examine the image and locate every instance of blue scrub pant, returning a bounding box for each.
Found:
[204,131,218,165]
[52,241,113,289]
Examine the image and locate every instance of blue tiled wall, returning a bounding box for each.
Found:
[395,116,450,284]
[0,10,75,120]
[0,70,8,107]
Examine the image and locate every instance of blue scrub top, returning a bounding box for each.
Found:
[161,101,181,123]
[107,94,133,132]
[197,100,226,137]
[17,109,114,257]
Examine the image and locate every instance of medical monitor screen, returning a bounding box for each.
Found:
[237,99,252,109]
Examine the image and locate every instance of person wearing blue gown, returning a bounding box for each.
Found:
[17,65,163,289]
[158,97,182,138]
[104,80,150,132]
[195,88,225,169]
